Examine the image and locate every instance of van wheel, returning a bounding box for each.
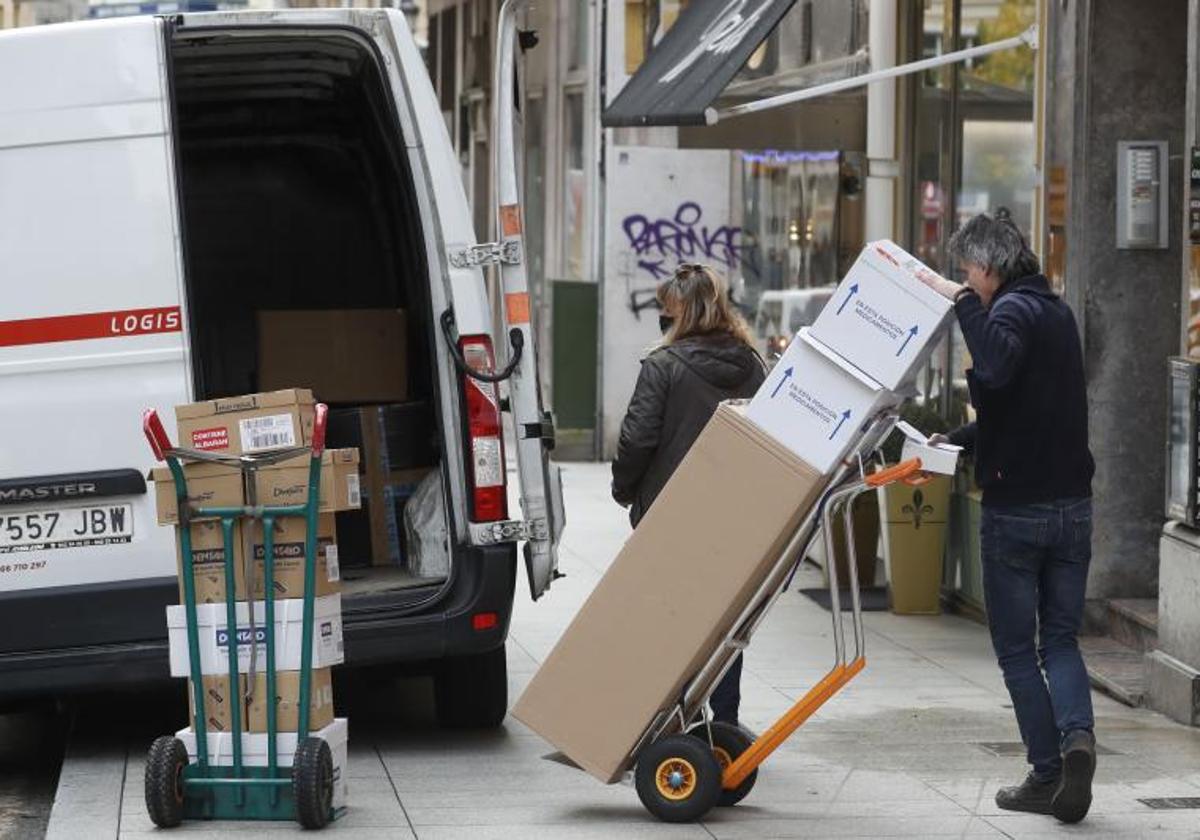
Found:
[434,646,507,729]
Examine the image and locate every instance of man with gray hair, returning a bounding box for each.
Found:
[920,212,1096,824]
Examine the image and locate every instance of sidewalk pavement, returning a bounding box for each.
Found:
[58,462,1200,839]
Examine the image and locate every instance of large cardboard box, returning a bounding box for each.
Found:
[187,674,246,733]
[176,519,249,604]
[152,449,361,526]
[746,329,904,474]
[512,403,825,783]
[167,594,344,677]
[257,309,408,404]
[176,389,315,456]
[247,667,335,733]
[248,513,340,600]
[809,240,954,390]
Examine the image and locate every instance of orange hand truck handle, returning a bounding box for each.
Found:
[865,457,923,488]
[143,409,172,462]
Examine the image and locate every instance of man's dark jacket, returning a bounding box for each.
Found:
[612,333,765,526]
[948,274,1093,507]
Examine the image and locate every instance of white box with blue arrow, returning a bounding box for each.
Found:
[809,240,954,390]
[746,329,905,474]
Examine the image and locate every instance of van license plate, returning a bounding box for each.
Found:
[0,504,134,554]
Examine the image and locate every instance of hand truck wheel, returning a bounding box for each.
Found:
[293,737,334,829]
[634,734,722,823]
[688,722,758,806]
[145,736,189,828]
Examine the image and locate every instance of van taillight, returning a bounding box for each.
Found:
[459,335,508,522]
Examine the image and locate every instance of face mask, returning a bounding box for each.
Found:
[658,315,675,335]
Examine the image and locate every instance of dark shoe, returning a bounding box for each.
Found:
[1053,729,1096,823]
[995,773,1059,815]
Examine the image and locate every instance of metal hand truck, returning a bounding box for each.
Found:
[629,410,932,822]
[140,403,342,829]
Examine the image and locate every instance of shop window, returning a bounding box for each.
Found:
[563,90,586,280]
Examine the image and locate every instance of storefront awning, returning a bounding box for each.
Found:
[601,0,797,128]
[605,8,1038,129]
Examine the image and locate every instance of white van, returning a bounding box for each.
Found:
[0,7,562,728]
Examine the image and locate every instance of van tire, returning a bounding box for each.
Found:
[434,646,507,729]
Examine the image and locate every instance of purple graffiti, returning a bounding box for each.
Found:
[622,201,756,281]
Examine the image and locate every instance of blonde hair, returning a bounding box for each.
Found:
[657,263,754,348]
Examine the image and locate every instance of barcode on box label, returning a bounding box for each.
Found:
[346,474,361,508]
[325,545,340,582]
[239,414,296,452]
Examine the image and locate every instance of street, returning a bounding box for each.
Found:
[0,463,1192,839]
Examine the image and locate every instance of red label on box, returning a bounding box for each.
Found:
[191,427,230,451]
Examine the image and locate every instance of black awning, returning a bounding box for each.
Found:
[602,0,796,128]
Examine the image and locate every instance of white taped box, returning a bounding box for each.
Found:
[167,594,344,676]
[177,717,348,809]
[747,329,905,474]
[809,240,955,390]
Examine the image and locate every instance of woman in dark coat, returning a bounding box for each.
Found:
[611,263,765,725]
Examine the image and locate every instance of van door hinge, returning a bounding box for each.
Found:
[449,241,522,269]
[469,517,549,545]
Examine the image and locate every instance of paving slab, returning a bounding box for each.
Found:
[43,460,1200,838]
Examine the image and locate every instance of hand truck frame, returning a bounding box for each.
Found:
[140,403,341,829]
[629,409,931,822]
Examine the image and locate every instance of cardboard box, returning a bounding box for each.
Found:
[152,462,243,526]
[187,674,246,733]
[249,513,341,600]
[512,403,825,783]
[176,519,249,604]
[152,449,361,525]
[179,718,349,809]
[252,448,362,512]
[257,309,408,404]
[895,420,962,475]
[746,329,905,474]
[175,389,315,456]
[247,667,335,733]
[167,593,344,677]
[809,240,955,390]
[326,402,436,472]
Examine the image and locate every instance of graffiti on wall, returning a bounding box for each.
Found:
[621,200,757,284]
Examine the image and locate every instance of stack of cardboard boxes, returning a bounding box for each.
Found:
[152,388,355,803]
[513,241,956,783]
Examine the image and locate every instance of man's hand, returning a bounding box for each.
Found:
[918,272,963,301]
[928,433,950,447]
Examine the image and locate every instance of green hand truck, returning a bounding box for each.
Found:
[141,402,342,829]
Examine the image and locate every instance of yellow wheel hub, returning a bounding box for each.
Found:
[654,757,698,801]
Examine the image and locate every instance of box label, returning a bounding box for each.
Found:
[192,427,230,451]
[346,474,361,508]
[240,414,296,452]
[325,545,340,582]
[775,376,853,442]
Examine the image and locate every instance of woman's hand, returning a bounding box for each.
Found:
[918,272,964,301]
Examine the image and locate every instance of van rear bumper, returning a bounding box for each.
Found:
[0,544,516,702]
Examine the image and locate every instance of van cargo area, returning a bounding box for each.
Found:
[171,30,448,599]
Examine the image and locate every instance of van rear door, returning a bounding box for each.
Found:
[0,17,189,596]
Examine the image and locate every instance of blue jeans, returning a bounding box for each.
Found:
[981,497,1095,781]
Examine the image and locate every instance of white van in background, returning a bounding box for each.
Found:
[0,7,562,728]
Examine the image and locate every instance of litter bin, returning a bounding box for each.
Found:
[879,475,952,614]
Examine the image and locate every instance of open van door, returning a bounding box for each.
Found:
[489,0,565,600]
